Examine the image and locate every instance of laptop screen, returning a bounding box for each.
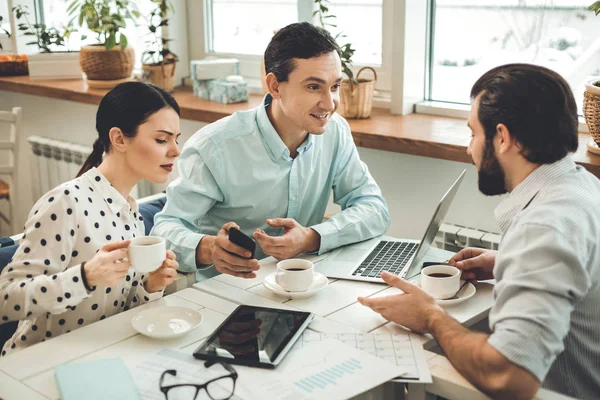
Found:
[404,170,466,280]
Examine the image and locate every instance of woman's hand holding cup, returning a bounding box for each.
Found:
[145,250,179,293]
[84,236,176,291]
[84,240,131,287]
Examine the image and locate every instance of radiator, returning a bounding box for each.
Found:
[435,223,501,252]
[27,136,151,201]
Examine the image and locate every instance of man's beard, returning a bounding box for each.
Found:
[478,140,507,196]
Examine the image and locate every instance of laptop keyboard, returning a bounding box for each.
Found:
[352,241,418,278]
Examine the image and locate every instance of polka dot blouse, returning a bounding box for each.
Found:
[0,168,163,357]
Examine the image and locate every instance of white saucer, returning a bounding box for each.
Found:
[263,272,328,299]
[131,306,202,339]
[586,137,600,156]
[434,282,476,307]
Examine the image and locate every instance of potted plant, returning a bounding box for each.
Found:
[68,0,139,84]
[12,5,81,80]
[314,0,376,119]
[584,2,600,150]
[0,12,29,77]
[141,0,178,92]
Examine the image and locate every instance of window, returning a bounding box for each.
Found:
[324,0,383,66]
[34,1,156,68]
[428,0,600,113]
[0,1,10,33]
[208,0,298,56]
[205,0,386,85]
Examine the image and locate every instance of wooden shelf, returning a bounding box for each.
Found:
[2,75,599,177]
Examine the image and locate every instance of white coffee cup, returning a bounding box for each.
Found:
[420,265,461,300]
[128,236,166,273]
[275,259,315,292]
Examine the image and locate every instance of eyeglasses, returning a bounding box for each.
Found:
[159,360,238,400]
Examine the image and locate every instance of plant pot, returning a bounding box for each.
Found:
[0,55,28,76]
[142,59,176,92]
[584,80,600,146]
[79,45,134,80]
[338,67,377,119]
[28,52,82,80]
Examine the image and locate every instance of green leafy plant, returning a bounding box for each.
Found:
[590,3,600,87]
[313,0,357,82]
[67,0,139,50]
[0,15,10,50]
[13,5,76,53]
[142,0,178,65]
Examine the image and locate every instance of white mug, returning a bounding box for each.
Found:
[420,265,461,300]
[275,259,314,292]
[128,236,166,273]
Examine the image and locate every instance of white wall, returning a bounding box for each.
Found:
[0,90,502,238]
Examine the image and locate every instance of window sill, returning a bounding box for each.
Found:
[1,75,598,177]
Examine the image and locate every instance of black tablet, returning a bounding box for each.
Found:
[193,305,314,369]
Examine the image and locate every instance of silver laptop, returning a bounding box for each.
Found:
[317,170,466,283]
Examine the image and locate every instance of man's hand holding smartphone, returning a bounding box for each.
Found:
[197,222,260,279]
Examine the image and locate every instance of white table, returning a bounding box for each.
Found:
[0,261,569,400]
[0,287,402,400]
[0,288,237,400]
[192,247,496,400]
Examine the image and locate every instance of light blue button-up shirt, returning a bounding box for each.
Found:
[151,95,390,281]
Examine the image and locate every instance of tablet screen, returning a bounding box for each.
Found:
[193,305,313,368]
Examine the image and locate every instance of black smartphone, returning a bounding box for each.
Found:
[228,227,256,259]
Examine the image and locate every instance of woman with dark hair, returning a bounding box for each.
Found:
[0,82,181,356]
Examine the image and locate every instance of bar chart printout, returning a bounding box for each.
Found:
[294,358,362,393]
[245,339,406,399]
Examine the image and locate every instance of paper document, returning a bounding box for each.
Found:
[131,333,426,400]
[131,348,243,400]
[294,331,432,383]
[242,338,407,400]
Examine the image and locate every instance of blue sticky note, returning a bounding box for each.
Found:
[55,358,141,400]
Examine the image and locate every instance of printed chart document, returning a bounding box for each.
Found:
[295,331,432,383]
[241,339,406,399]
[132,340,407,400]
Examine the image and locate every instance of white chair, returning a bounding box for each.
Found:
[0,107,22,235]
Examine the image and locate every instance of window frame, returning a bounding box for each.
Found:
[418,1,595,128]
[200,0,393,95]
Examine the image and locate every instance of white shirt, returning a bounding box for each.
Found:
[487,156,600,399]
[0,168,163,357]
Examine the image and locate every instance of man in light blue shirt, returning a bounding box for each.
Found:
[152,22,390,281]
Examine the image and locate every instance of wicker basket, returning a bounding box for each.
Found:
[0,55,28,76]
[80,45,134,80]
[338,67,377,119]
[142,56,176,92]
[584,82,600,145]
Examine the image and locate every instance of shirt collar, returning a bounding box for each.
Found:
[256,94,314,160]
[82,167,138,215]
[494,156,576,232]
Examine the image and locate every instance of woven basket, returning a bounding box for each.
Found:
[80,45,134,80]
[338,67,377,119]
[0,55,28,76]
[584,83,600,145]
[142,56,176,92]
